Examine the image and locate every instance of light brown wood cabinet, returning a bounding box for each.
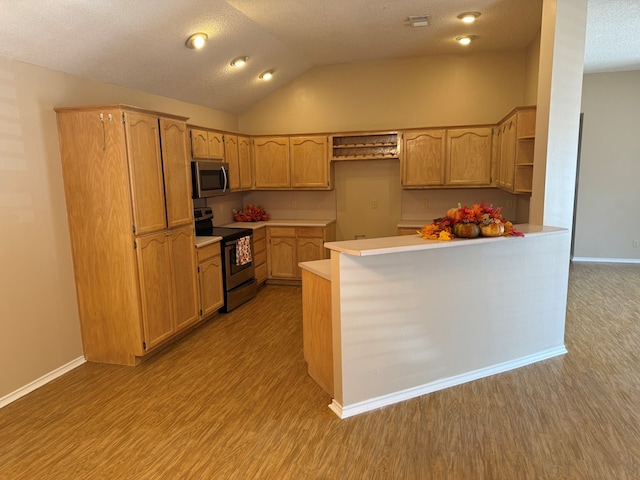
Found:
[400,127,492,188]
[190,128,224,160]
[401,129,446,187]
[398,227,420,236]
[224,134,241,191]
[252,227,268,285]
[496,107,536,194]
[238,135,253,190]
[55,105,199,365]
[196,242,224,318]
[446,127,493,186]
[253,136,291,188]
[253,135,330,190]
[267,224,335,281]
[290,136,330,189]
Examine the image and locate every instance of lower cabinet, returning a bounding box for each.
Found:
[196,242,224,318]
[398,227,419,236]
[252,227,268,285]
[136,225,200,350]
[267,224,335,281]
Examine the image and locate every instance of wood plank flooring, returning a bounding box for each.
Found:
[1,262,639,479]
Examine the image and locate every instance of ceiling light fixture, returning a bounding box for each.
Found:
[457,12,481,24]
[408,15,430,27]
[456,35,476,46]
[186,32,208,49]
[230,56,248,67]
[259,70,273,80]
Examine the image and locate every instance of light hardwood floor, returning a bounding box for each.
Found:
[1,262,639,479]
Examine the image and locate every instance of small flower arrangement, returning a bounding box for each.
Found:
[418,201,524,240]
[233,204,270,222]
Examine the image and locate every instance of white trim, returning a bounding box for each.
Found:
[572,257,640,264]
[0,356,86,409]
[330,346,567,419]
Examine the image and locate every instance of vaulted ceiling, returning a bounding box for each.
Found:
[0,0,637,114]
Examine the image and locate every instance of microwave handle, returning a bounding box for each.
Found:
[221,165,228,193]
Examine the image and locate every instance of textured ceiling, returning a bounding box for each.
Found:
[0,0,636,114]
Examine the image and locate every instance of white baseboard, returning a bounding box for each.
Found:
[329,346,567,419]
[572,257,640,264]
[0,356,86,409]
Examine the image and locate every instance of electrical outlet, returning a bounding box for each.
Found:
[291,200,297,209]
[507,199,513,208]
[421,200,429,209]
[371,200,378,209]
[633,240,639,248]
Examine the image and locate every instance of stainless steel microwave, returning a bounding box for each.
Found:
[191,160,229,198]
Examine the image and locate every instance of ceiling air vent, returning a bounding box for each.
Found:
[408,15,430,27]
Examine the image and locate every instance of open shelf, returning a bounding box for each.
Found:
[330,132,398,160]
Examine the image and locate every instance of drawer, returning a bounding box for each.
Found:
[253,227,266,242]
[253,238,267,254]
[254,248,267,267]
[296,227,324,238]
[197,242,221,263]
[268,227,296,237]
[255,263,267,283]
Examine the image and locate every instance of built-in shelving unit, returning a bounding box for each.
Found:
[513,108,536,193]
[330,132,398,161]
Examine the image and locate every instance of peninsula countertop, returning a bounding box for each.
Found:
[325,224,566,256]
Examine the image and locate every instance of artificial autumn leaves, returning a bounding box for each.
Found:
[418,202,524,241]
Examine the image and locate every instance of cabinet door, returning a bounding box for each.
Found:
[401,130,446,187]
[297,237,325,276]
[124,112,167,234]
[238,136,253,190]
[207,132,225,159]
[446,127,493,186]
[499,116,516,192]
[253,137,291,188]
[190,129,209,159]
[170,226,200,332]
[199,254,224,318]
[268,227,297,278]
[136,231,174,350]
[160,118,193,228]
[290,136,329,189]
[224,135,241,190]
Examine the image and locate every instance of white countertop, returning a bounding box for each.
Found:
[325,224,567,256]
[299,259,331,281]
[195,236,222,248]
[397,220,430,229]
[223,218,336,229]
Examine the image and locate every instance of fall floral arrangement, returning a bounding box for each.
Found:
[233,204,270,222]
[418,202,524,241]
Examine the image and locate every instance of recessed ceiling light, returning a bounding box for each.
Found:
[231,56,248,67]
[408,15,430,27]
[259,70,273,80]
[186,32,208,49]
[456,35,476,46]
[457,12,481,24]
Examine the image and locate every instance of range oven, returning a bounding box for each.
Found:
[194,207,257,312]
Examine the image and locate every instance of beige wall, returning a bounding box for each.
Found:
[0,57,237,401]
[239,52,529,134]
[525,30,542,105]
[574,71,640,260]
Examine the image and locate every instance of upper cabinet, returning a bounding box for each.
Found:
[253,136,291,189]
[400,127,492,188]
[190,128,224,160]
[401,129,446,187]
[496,106,536,194]
[290,136,330,189]
[160,119,193,228]
[253,135,330,190]
[446,127,493,186]
[238,136,253,190]
[224,134,241,191]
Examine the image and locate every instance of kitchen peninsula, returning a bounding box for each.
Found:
[301,224,570,418]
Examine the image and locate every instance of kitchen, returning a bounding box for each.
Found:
[0,0,590,417]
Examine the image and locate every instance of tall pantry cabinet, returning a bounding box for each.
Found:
[55,105,199,366]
